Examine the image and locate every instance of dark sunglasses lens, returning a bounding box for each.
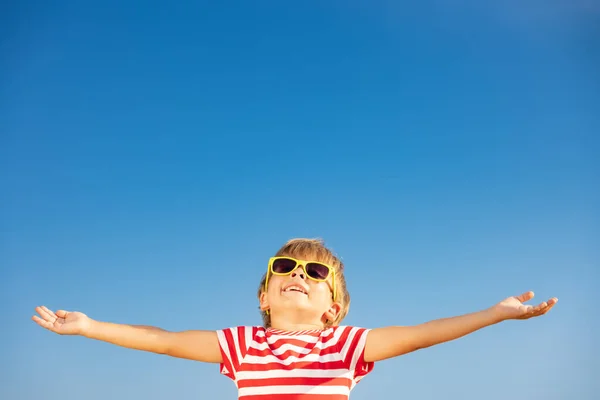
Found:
[306,263,330,280]
[272,258,297,274]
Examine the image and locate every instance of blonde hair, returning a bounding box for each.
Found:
[257,238,350,328]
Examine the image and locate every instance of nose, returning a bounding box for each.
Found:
[291,265,306,280]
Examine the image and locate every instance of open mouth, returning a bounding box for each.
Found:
[282,285,308,295]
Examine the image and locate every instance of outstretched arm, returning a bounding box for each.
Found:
[32,306,222,363]
[364,291,557,363]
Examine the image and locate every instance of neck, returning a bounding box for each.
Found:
[269,314,325,331]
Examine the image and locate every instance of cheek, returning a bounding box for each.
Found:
[267,276,284,294]
[310,281,332,299]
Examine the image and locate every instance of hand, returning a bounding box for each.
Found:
[491,291,558,321]
[32,306,91,335]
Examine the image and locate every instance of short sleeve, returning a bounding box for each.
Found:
[336,326,375,383]
[216,326,255,381]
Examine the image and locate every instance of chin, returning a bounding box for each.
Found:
[276,297,315,312]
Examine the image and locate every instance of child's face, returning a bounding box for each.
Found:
[260,258,340,326]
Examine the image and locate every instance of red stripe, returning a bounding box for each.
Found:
[223,328,240,369]
[238,360,348,372]
[238,326,248,359]
[252,336,340,354]
[263,329,336,342]
[238,377,352,389]
[336,326,352,357]
[218,354,235,380]
[246,344,340,360]
[254,336,332,349]
[240,395,348,400]
[343,328,362,366]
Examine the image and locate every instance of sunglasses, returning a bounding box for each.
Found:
[265,256,336,301]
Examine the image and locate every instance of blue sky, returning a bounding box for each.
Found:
[1,1,598,399]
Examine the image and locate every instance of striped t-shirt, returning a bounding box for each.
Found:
[216,325,374,399]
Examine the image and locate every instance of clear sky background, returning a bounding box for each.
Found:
[1,1,598,399]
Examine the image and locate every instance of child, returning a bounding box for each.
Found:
[32,238,557,399]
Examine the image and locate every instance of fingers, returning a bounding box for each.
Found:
[533,297,558,315]
[36,306,57,323]
[32,315,56,331]
[55,310,68,318]
[520,297,558,319]
[33,306,60,332]
[533,301,548,314]
[516,291,535,303]
[538,297,558,315]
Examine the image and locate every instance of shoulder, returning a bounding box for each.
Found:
[330,325,371,337]
[218,325,265,332]
[327,326,371,349]
[216,326,265,344]
[331,325,370,331]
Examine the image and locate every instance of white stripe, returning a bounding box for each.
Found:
[244,327,253,358]
[339,327,359,361]
[217,330,236,378]
[236,368,352,381]
[232,328,243,365]
[264,327,335,336]
[349,329,369,373]
[251,340,335,356]
[254,326,344,350]
[262,333,319,343]
[243,351,343,366]
[257,327,340,344]
[239,385,350,396]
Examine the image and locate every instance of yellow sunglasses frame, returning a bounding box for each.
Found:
[264,256,337,302]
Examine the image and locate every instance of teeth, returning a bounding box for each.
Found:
[283,286,306,294]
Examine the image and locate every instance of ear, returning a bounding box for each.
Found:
[323,302,342,324]
[259,291,270,312]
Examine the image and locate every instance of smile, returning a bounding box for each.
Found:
[282,285,308,295]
